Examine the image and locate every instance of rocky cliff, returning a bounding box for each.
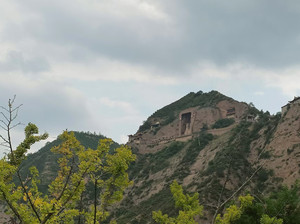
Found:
[109,91,299,223]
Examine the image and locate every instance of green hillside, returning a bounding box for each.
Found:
[18,131,120,193]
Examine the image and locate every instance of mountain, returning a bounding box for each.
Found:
[11,91,300,224]
[107,91,300,223]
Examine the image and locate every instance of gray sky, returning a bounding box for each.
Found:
[1,0,300,155]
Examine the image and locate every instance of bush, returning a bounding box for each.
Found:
[212,118,235,129]
[129,142,185,179]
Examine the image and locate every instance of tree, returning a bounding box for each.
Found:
[215,193,284,224]
[0,97,136,223]
[215,194,255,224]
[233,183,300,224]
[215,194,284,224]
[154,181,288,224]
[152,180,203,224]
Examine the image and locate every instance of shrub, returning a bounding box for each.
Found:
[212,118,235,129]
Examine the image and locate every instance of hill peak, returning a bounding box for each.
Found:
[130,90,253,154]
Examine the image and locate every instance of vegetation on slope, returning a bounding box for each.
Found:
[195,112,282,208]
[114,110,282,223]
[153,180,203,224]
[212,118,235,129]
[231,183,300,224]
[170,132,214,181]
[129,141,185,179]
[110,132,214,223]
[152,180,299,224]
[138,90,230,132]
[1,97,135,224]
[1,124,134,223]
[19,131,120,193]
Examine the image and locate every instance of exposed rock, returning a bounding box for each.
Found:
[114,91,300,223]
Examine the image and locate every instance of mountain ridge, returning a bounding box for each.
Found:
[111,90,299,223]
[7,90,300,224]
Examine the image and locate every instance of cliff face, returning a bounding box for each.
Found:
[262,100,300,185]
[128,91,249,154]
[111,91,299,223]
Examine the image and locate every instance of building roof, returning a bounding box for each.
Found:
[289,96,300,104]
[281,96,300,108]
[282,96,300,108]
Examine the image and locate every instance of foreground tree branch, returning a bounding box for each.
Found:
[0,97,136,223]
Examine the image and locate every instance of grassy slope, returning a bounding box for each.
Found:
[18,131,120,193]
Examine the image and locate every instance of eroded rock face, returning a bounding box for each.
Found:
[128,99,249,154]
[115,93,300,223]
[263,102,300,185]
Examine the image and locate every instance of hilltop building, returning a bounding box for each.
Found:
[282,96,300,114]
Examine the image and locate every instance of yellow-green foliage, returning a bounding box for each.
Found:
[152,180,203,224]
[260,214,283,224]
[215,194,254,224]
[215,194,284,224]
[0,127,135,224]
[9,122,48,166]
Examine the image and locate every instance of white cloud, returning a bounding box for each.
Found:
[262,69,300,97]
[95,0,171,22]
[187,61,300,98]
[99,97,138,115]
[0,1,23,30]
[0,50,49,73]
[254,91,264,96]
[45,57,179,85]
[0,72,98,133]
[119,134,129,144]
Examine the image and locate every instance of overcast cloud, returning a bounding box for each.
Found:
[1,0,300,156]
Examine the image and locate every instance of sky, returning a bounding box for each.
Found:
[1,0,300,155]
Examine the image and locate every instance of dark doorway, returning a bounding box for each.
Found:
[181,112,191,135]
